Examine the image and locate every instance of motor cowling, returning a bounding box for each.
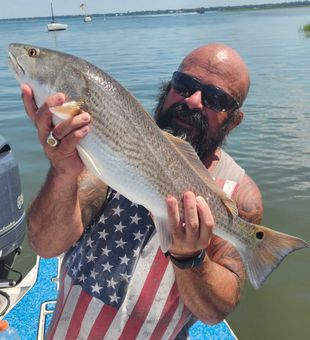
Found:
[0,135,26,278]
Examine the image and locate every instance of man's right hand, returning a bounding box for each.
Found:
[21,84,91,179]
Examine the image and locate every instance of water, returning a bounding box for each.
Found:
[0,8,309,339]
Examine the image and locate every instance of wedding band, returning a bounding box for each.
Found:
[46,131,60,148]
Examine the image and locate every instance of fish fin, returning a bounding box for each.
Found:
[50,101,84,125]
[153,216,172,253]
[162,131,238,216]
[238,222,309,289]
[76,145,102,179]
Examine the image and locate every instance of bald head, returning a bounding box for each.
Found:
[179,43,250,106]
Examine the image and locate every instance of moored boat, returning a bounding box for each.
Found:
[47,2,68,31]
[83,16,92,22]
[80,3,92,22]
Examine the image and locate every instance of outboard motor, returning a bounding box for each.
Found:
[0,135,26,281]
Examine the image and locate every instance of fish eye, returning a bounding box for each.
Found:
[28,48,39,57]
[256,231,264,240]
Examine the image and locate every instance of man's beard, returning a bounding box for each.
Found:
[155,102,229,160]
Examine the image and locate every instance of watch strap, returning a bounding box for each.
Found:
[165,249,206,269]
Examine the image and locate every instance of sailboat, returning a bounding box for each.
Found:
[47,2,68,31]
[80,3,92,22]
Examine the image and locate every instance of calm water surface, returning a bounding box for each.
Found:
[0,8,309,339]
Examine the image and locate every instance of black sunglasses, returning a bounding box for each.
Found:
[171,71,240,113]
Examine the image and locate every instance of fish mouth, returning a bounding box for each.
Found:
[8,51,25,78]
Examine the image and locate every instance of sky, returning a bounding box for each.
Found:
[1,1,295,19]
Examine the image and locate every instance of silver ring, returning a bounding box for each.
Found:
[46,131,60,148]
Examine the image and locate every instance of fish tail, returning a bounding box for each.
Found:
[239,223,309,289]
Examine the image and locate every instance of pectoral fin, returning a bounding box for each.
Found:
[50,101,84,125]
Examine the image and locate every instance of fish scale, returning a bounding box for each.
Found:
[8,43,308,289]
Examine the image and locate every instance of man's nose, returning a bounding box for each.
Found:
[184,90,204,110]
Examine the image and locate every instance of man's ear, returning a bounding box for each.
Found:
[234,109,244,126]
[228,109,244,132]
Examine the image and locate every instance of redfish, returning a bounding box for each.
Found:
[8,43,308,289]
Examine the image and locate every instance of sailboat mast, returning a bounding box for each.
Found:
[51,2,55,23]
[47,1,68,31]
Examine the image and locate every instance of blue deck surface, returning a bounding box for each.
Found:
[5,258,58,339]
[5,258,235,339]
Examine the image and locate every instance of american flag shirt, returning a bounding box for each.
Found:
[47,189,192,340]
[46,150,243,340]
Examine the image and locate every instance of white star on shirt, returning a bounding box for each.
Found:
[101,246,111,257]
[78,261,83,270]
[130,202,139,208]
[133,230,143,242]
[78,273,87,283]
[115,238,127,249]
[99,214,108,224]
[102,261,113,272]
[133,247,140,257]
[72,266,78,277]
[86,238,94,248]
[91,283,103,294]
[90,269,98,279]
[114,222,126,233]
[107,277,118,289]
[120,271,131,283]
[109,292,120,304]
[98,229,109,240]
[86,253,97,263]
[112,205,124,216]
[113,192,121,200]
[119,254,130,265]
[130,213,141,225]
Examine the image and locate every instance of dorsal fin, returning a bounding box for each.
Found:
[162,131,239,217]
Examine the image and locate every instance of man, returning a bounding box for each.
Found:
[22,43,263,339]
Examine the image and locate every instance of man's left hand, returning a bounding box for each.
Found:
[166,191,214,258]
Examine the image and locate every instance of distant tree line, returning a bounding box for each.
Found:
[106,1,310,17]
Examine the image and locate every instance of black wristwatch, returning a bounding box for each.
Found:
[165,249,206,269]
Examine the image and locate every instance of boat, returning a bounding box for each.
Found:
[47,2,68,31]
[80,3,92,22]
[84,16,92,22]
[47,22,68,31]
